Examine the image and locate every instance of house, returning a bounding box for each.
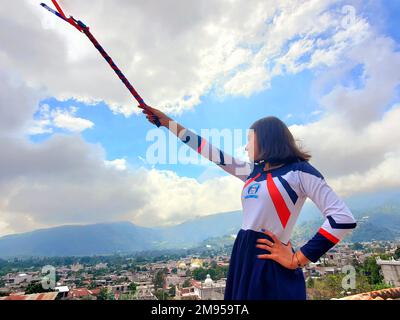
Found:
[376,258,400,287]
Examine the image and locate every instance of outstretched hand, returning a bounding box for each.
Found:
[138,104,171,128]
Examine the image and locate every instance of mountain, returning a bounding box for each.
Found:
[0,211,243,258]
[291,201,400,245]
[155,211,242,248]
[0,194,399,257]
[0,222,159,257]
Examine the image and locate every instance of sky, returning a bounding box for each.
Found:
[0,0,399,236]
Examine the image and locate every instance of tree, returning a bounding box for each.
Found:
[25,281,52,294]
[128,282,137,295]
[154,289,167,300]
[394,247,400,260]
[182,279,192,288]
[88,282,98,289]
[210,260,218,269]
[97,287,111,300]
[192,268,208,281]
[153,270,165,289]
[306,277,315,288]
[308,274,344,300]
[168,285,176,297]
[358,256,383,285]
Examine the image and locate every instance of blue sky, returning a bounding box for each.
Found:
[32,69,320,179]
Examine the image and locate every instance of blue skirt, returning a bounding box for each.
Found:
[224,229,306,300]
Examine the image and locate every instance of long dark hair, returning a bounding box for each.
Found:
[250,116,311,165]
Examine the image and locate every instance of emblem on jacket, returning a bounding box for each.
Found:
[245,183,260,199]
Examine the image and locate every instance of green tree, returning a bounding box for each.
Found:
[168,285,176,297]
[309,274,344,300]
[153,270,165,289]
[154,289,167,300]
[192,268,208,281]
[210,260,218,268]
[358,256,383,285]
[306,277,315,288]
[25,281,52,294]
[128,282,137,295]
[88,281,98,289]
[97,287,111,300]
[394,247,400,260]
[182,279,192,288]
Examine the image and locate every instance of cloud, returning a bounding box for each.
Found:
[0,72,40,135]
[0,69,243,236]
[0,132,243,235]
[288,28,400,196]
[29,104,94,134]
[104,158,127,171]
[1,0,362,116]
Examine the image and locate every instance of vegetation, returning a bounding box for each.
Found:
[307,254,394,300]
[153,270,166,289]
[394,247,400,260]
[25,281,53,294]
[97,287,114,300]
[192,265,229,281]
[182,278,192,288]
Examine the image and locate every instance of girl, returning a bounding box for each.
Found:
[139,105,357,300]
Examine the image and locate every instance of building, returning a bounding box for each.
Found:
[192,275,226,300]
[190,258,203,270]
[109,283,130,294]
[70,263,84,272]
[136,287,157,300]
[175,286,200,300]
[4,273,34,286]
[376,258,400,287]
[165,275,187,289]
[55,286,69,299]
[94,263,108,270]
[68,288,100,300]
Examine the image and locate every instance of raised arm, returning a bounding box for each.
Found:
[139,104,252,181]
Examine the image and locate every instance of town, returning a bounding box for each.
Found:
[0,240,399,301]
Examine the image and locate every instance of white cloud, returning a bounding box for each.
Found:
[1,0,365,116]
[104,158,127,171]
[290,105,400,196]
[288,28,400,195]
[29,104,93,134]
[52,107,94,132]
[0,69,244,236]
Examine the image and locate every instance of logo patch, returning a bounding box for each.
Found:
[245,183,260,199]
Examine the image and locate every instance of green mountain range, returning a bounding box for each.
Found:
[0,194,399,257]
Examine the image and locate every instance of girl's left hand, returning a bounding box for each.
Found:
[256,229,297,270]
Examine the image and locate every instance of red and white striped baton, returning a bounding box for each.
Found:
[40,0,161,127]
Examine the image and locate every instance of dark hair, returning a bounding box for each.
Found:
[250,116,311,165]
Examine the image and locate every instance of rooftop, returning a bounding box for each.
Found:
[0,292,59,300]
[336,287,400,300]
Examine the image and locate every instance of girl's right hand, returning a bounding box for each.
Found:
[138,104,171,128]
